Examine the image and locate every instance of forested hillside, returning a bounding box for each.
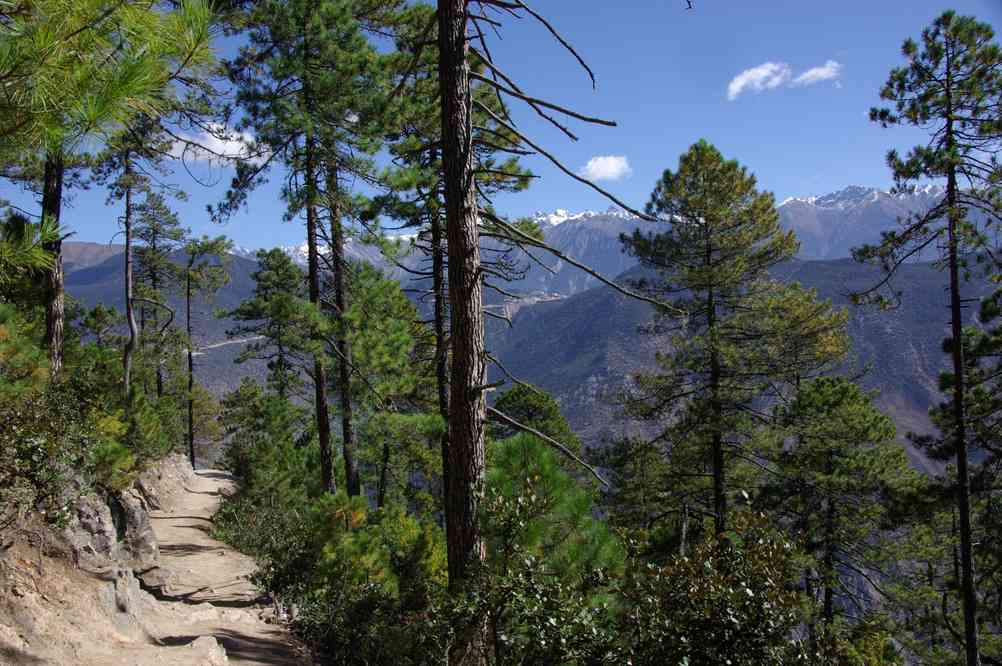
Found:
[2,3,1002,665]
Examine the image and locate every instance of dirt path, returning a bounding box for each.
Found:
[0,468,308,665]
[141,469,306,665]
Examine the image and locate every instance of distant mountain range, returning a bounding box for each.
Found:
[59,183,982,465]
[65,184,948,298]
[778,184,945,260]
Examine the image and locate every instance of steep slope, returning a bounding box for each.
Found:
[66,249,258,341]
[490,259,992,471]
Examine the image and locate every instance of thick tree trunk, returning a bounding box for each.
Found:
[41,152,65,374]
[327,164,359,497]
[123,155,138,407]
[439,1,488,662]
[432,209,451,500]
[186,269,196,470]
[300,6,336,494]
[305,135,336,494]
[947,162,980,665]
[439,0,486,589]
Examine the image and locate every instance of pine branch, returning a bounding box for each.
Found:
[487,405,608,486]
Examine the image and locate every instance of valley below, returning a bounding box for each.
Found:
[61,185,994,472]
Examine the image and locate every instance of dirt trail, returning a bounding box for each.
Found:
[136,469,306,665]
[0,468,308,665]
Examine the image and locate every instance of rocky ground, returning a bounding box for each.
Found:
[0,457,307,665]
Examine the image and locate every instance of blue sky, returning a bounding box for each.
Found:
[3,0,1001,250]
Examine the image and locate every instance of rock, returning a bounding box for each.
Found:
[136,565,174,596]
[62,493,118,569]
[110,489,159,570]
[62,486,160,572]
[187,635,229,665]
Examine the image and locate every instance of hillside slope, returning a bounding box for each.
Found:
[490,259,992,471]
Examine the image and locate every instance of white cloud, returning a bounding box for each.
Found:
[577,155,632,182]
[727,59,843,101]
[726,62,792,101]
[171,123,267,166]
[793,60,842,86]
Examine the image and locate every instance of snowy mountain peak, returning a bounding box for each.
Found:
[780,183,945,211]
[813,185,880,209]
[531,205,640,226]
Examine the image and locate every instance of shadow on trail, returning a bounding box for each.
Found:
[0,640,46,665]
[158,627,301,665]
[160,542,222,557]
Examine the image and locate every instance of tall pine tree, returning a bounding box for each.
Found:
[856,14,1002,662]
[621,140,799,533]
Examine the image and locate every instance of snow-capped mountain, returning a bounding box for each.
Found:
[224,185,946,298]
[778,184,945,259]
[232,235,408,279]
[530,205,638,227]
[520,185,946,293]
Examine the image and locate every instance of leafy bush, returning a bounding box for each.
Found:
[615,513,809,665]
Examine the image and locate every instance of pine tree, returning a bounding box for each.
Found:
[91,116,183,404]
[227,248,315,399]
[0,213,58,297]
[182,235,231,468]
[218,0,402,495]
[758,377,919,632]
[492,384,581,455]
[1,0,213,374]
[621,140,799,533]
[337,263,436,506]
[856,14,1002,662]
[133,191,185,398]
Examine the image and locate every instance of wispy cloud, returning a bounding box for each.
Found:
[727,60,842,100]
[727,62,792,101]
[793,60,842,86]
[578,155,632,182]
[171,123,267,166]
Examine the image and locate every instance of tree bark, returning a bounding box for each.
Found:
[943,49,979,663]
[150,233,164,399]
[327,163,359,497]
[947,160,980,666]
[123,154,138,408]
[41,152,65,374]
[300,5,336,495]
[439,0,486,588]
[439,1,488,662]
[377,438,390,509]
[432,207,451,502]
[706,271,726,533]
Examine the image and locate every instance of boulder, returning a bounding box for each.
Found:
[62,493,118,569]
[109,489,159,570]
[187,635,229,665]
